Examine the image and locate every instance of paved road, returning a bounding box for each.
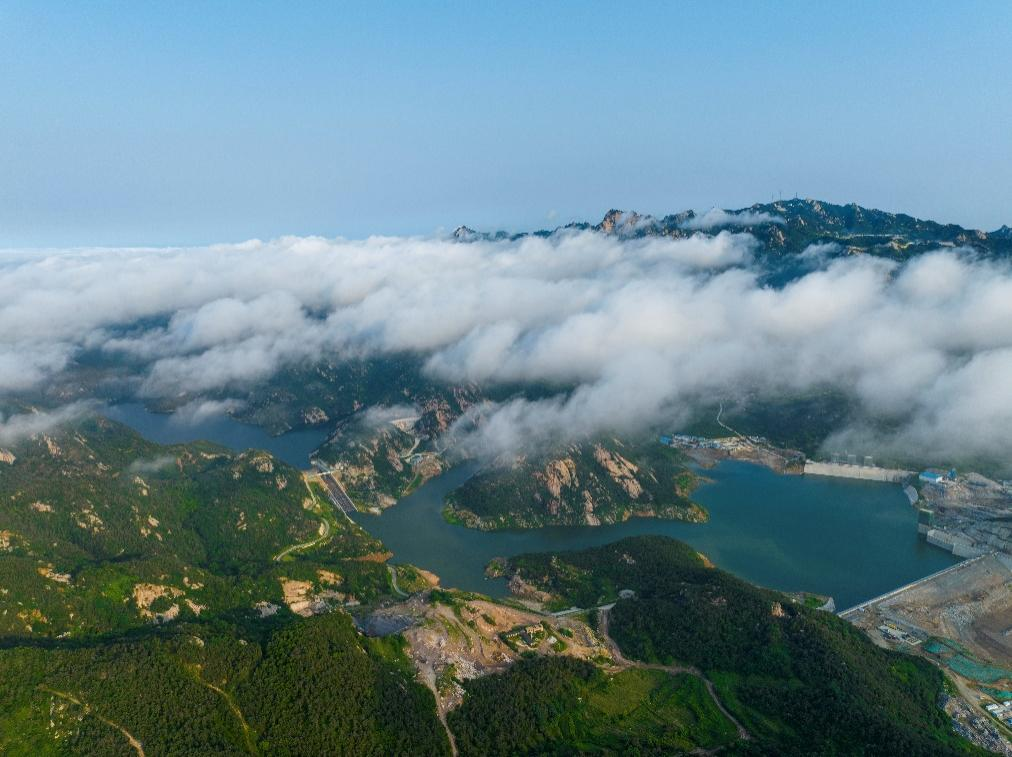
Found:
[273,516,331,562]
[316,472,357,518]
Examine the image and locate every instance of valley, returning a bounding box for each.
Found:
[5,198,1012,754]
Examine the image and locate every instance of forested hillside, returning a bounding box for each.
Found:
[448,656,737,755]
[444,439,705,529]
[0,418,991,754]
[504,536,984,756]
[0,415,451,753]
[0,613,449,755]
[0,416,392,638]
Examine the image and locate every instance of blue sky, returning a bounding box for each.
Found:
[1,1,1010,246]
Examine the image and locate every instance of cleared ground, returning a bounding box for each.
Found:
[844,552,1012,751]
[847,553,1012,668]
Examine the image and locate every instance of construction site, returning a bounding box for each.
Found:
[916,471,1012,559]
[841,553,1012,753]
[661,433,805,474]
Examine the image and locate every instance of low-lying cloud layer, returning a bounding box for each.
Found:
[0,402,94,446]
[3,229,1012,465]
[681,208,785,230]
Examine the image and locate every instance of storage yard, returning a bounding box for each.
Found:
[917,471,1012,559]
[841,553,1012,668]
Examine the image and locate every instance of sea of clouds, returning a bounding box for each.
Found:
[2,228,1012,464]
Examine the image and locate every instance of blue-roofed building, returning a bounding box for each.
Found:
[919,471,945,484]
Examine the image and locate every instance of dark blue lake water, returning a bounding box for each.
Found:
[106,403,329,469]
[361,460,958,610]
[110,404,958,609]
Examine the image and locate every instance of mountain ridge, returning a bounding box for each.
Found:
[457,198,1012,262]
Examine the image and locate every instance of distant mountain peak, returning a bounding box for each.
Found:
[452,225,479,242]
[451,200,1012,265]
[596,209,654,235]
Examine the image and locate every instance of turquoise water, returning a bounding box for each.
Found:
[106,403,329,469]
[362,460,960,609]
[110,404,959,609]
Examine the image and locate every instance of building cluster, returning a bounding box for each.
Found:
[877,622,922,646]
[917,470,1012,559]
[985,701,1012,729]
[660,434,768,453]
[919,469,957,485]
[502,623,546,647]
[945,693,1012,756]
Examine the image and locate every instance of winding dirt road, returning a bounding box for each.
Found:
[597,608,751,743]
[272,476,333,561]
[40,687,146,756]
[388,565,409,597]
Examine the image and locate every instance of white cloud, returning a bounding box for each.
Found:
[681,208,785,230]
[167,398,245,426]
[358,404,421,429]
[128,455,177,474]
[0,402,94,446]
[2,231,1012,464]
[797,241,841,268]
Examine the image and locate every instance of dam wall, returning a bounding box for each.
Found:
[838,553,993,617]
[925,528,990,559]
[804,461,913,483]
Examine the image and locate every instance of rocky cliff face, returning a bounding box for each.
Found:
[317,417,444,511]
[444,438,707,530]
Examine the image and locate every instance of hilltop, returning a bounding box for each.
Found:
[0,415,394,638]
[480,536,987,756]
[444,438,705,530]
[458,197,1012,271]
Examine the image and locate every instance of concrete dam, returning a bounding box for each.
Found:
[804,461,914,483]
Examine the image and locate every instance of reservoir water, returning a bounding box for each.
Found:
[105,403,329,469]
[361,460,959,610]
[110,404,959,609]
